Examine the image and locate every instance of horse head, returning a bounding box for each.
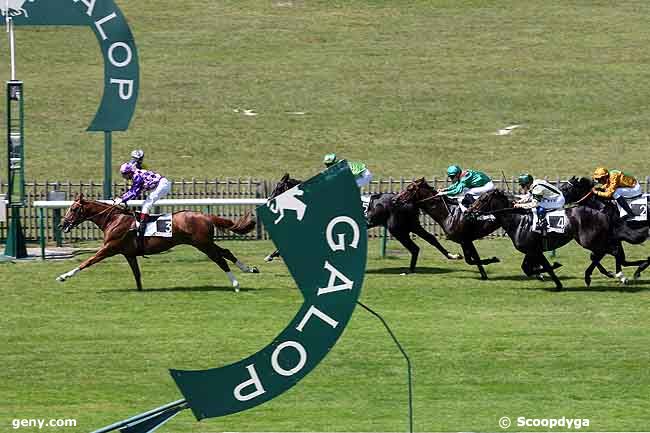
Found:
[467,189,511,214]
[61,194,88,233]
[394,178,437,205]
[561,176,594,204]
[269,173,302,200]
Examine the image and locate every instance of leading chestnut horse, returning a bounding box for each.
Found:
[56,195,259,291]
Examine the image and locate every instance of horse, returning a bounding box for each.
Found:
[469,188,641,290]
[393,178,501,280]
[57,195,259,291]
[263,174,462,273]
[364,191,462,273]
[561,176,650,280]
[263,173,302,262]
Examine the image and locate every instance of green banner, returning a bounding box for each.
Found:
[171,161,367,420]
[1,0,139,131]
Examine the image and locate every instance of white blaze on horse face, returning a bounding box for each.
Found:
[268,186,307,224]
[326,216,360,252]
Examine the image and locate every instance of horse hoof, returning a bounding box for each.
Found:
[552,262,563,269]
[536,274,546,282]
[250,266,260,274]
[584,277,591,287]
[620,277,629,285]
[448,253,463,260]
[56,276,65,282]
[492,257,500,263]
[264,255,274,262]
[633,272,641,281]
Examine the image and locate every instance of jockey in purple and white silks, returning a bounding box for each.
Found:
[114,162,171,250]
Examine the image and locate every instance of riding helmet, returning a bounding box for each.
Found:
[518,173,533,187]
[323,153,338,166]
[120,162,136,176]
[446,165,462,178]
[131,149,144,160]
[592,167,609,182]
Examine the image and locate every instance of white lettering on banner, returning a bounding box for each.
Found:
[318,260,354,295]
[94,12,117,41]
[271,341,307,377]
[233,365,266,401]
[296,305,339,332]
[326,216,360,251]
[110,78,134,100]
[73,0,96,16]
[108,42,133,67]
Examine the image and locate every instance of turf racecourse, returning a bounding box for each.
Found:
[2,238,650,432]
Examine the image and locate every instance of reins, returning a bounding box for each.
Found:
[65,202,126,230]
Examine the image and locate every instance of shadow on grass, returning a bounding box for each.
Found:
[365,266,457,275]
[99,285,261,293]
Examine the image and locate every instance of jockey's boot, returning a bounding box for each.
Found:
[535,206,548,235]
[615,196,634,220]
[137,213,148,254]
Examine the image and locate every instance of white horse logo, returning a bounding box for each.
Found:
[267,185,307,224]
[1,0,35,17]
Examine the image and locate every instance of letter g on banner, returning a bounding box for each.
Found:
[170,161,367,420]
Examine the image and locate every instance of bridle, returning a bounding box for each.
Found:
[62,201,122,231]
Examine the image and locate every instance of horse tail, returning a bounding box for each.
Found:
[209,212,256,235]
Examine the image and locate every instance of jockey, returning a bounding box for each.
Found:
[514,173,565,231]
[438,165,494,204]
[323,153,373,188]
[129,149,146,169]
[592,167,639,219]
[114,162,171,252]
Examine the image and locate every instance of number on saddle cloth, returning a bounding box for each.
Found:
[623,196,648,221]
[143,214,173,237]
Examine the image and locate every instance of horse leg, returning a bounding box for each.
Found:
[633,258,650,281]
[390,229,420,274]
[584,252,606,288]
[264,249,281,262]
[460,242,487,280]
[217,245,259,274]
[125,255,143,291]
[56,246,116,282]
[535,252,563,291]
[411,223,462,260]
[196,243,241,292]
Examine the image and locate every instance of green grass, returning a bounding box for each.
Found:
[2,1,650,181]
[2,238,650,432]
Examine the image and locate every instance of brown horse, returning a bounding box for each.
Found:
[56,195,259,291]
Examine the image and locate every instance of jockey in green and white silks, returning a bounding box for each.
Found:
[323,153,373,188]
[514,174,565,211]
[438,165,494,198]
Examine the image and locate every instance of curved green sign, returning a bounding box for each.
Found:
[171,161,368,420]
[1,0,139,131]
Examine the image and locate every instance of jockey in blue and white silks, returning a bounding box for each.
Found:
[115,162,171,223]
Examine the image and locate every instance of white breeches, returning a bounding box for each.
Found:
[356,169,373,188]
[465,181,495,197]
[142,177,171,214]
[613,182,641,199]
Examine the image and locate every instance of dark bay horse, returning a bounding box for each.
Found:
[561,176,650,280]
[264,174,462,273]
[393,178,501,280]
[364,191,462,273]
[470,188,643,290]
[57,195,259,291]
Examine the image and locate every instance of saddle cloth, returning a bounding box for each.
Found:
[141,213,173,237]
[531,209,567,234]
[361,195,371,217]
[616,195,648,221]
